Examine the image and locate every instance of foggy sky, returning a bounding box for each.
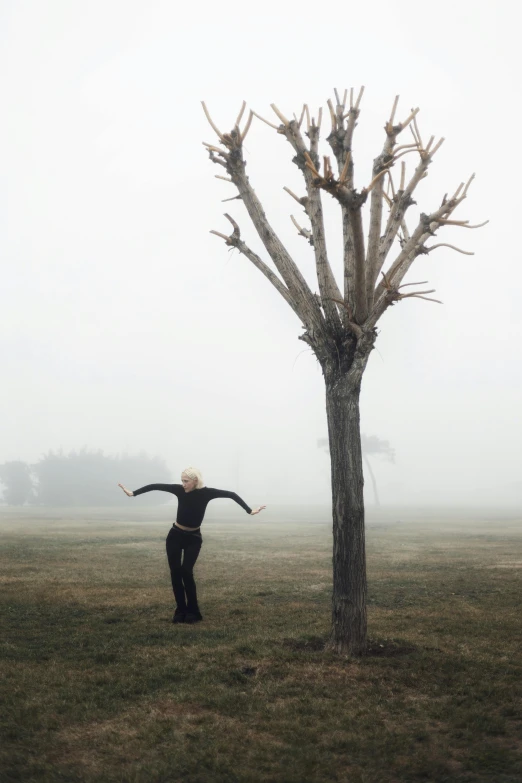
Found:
[1,0,521,506]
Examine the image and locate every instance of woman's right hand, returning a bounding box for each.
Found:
[118,483,134,497]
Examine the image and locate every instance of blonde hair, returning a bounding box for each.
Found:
[181,467,205,489]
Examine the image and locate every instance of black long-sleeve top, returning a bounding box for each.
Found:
[132,484,252,529]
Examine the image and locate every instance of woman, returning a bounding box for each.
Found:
[118,467,265,624]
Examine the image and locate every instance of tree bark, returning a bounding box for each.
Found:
[324,358,370,655]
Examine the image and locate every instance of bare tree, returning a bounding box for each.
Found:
[202,89,485,654]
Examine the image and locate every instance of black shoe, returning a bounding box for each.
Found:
[184,612,203,624]
[172,612,186,624]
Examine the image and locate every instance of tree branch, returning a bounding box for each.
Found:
[365,106,425,312]
[267,112,344,332]
[350,207,368,321]
[235,101,246,128]
[438,219,489,229]
[388,95,399,126]
[270,103,291,126]
[210,215,303,319]
[283,186,308,207]
[398,280,429,287]
[327,98,337,131]
[241,110,254,141]
[375,129,445,285]
[367,180,481,327]
[377,154,432,277]
[426,243,474,255]
[400,292,442,304]
[324,298,362,337]
[201,102,225,141]
[251,111,279,131]
[290,214,314,245]
[322,88,365,319]
[232,168,325,334]
[202,105,326,336]
[302,148,370,322]
[365,173,385,312]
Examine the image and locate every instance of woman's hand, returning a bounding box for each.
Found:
[250,505,266,515]
[118,483,134,497]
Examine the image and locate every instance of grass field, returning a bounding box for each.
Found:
[1,505,521,782]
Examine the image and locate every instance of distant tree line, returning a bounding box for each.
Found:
[0,450,171,506]
[0,461,34,505]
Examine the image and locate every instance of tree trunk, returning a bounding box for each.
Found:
[325,366,368,655]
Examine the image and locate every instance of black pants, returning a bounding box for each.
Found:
[165,526,202,614]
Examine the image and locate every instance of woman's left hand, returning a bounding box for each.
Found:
[250,505,266,515]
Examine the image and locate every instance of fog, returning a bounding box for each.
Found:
[1,0,521,508]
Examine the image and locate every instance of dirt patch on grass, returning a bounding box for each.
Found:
[65,587,167,608]
[307,582,330,591]
[147,697,208,720]
[57,697,209,752]
[281,636,326,652]
[281,635,416,658]
[55,695,289,778]
[365,639,416,657]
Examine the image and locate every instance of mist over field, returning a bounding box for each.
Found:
[1,0,521,512]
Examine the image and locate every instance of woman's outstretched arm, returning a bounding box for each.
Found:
[118,483,180,498]
[207,488,266,516]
